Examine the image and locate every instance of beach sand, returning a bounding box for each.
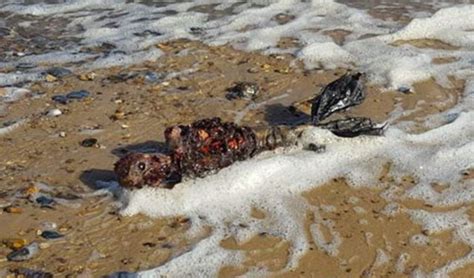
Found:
[1,39,472,276]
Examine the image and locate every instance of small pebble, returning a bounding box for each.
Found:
[59,131,66,138]
[247,67,259,73]
[52,90,91,104]
[39,242,51,249]
[4,206,23,213]
[46,108,62,117]
[66,90,90,100]
[7,242,39,261]
[45,74,58,82]
[111,110,126,121]
[144,71,162,83]
[41,230,64,240]
[23,185,39,197]
[397,86,412,94]
[52,95,69,104]
[36,196,55,208]
[81,138,98,147]
[79,72,96,81]
[46,67,72,78]
[3,239,27,250]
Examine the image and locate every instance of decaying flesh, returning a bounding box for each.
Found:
[115,118,296,189]
[114,153,180,189]
[115,73,387,189]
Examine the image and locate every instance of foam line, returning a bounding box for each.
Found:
[118,112,474,276]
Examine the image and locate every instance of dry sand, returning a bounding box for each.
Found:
[0,40,472,277]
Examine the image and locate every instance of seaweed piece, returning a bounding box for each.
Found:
[311,73,365,124]
[319,117,386,138]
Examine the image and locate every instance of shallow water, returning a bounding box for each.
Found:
[0,0,473,277]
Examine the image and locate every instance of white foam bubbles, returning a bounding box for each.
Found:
[1,0,473,97]
[388,5,474,48]
[1,1,473,275]
[117,111,474,276]
[298,42,355,69]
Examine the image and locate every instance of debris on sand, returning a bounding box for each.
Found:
[46,67,72,78]
[310,72,387,137]
[226,82,260,100]
[9,268,53,278]
[81,138,98,148]
[40,230,64,240]
[7,242,39,262]
[114,73,387,189]
[319,117,387,138]
[311,73,365,125]
[52,89,91,104]
[0,119,27,136]
[115,118,295,189]
[46,108,62,117]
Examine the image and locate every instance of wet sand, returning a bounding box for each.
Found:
[0,40,472,276]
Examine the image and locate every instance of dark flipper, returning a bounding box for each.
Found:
[311,73,365,125]
[319,117,387,138]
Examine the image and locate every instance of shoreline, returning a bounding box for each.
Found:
[1,40,472,276]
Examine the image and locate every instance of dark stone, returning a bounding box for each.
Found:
[41,230,64,239]
[81,138,98,147]
[46,67,72,78]
[7,243,38,261]
[397,86,411,94]
[66,90,90,100]
[35,195,55,208]
[51,95,69,104]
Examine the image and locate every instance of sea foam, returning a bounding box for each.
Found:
[1,0,473,276]
[117,111,474,277]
